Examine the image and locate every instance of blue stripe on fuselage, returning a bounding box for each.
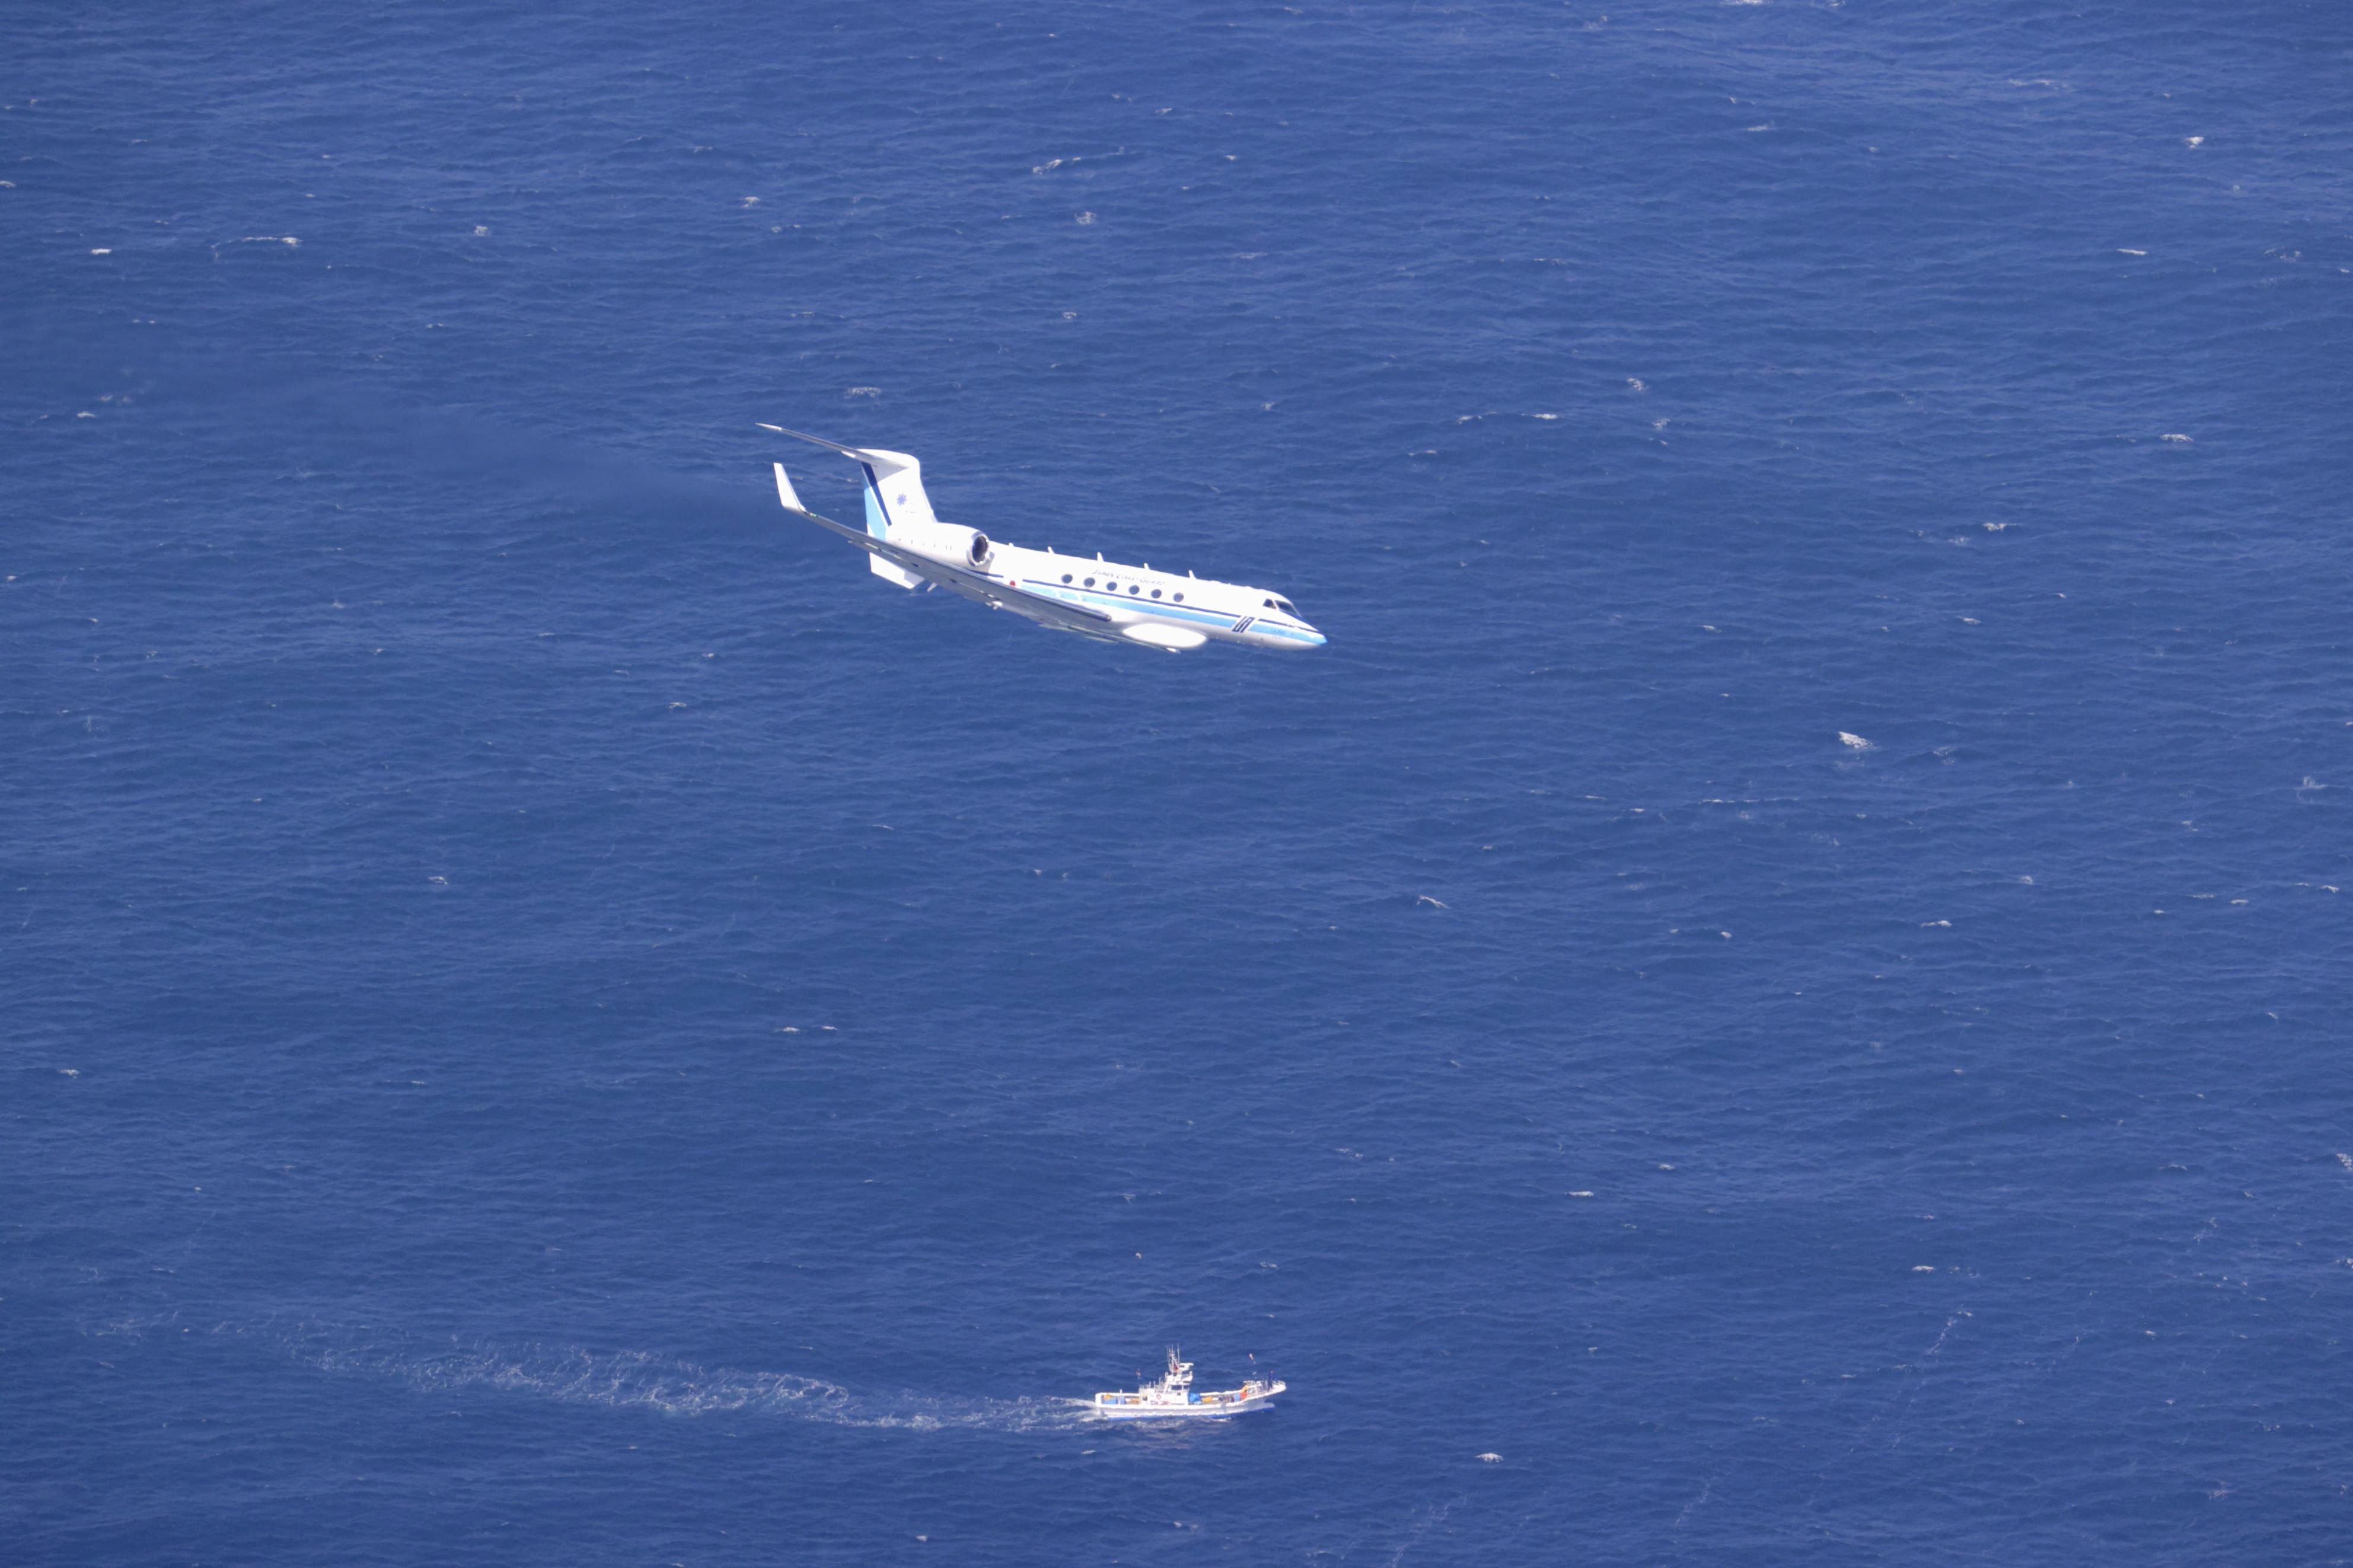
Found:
[1009,577,1318,641]
[1022,583,1257,628]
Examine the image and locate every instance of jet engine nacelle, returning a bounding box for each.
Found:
[892,520,994,570]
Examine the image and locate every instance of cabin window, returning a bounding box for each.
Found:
[1128,585,1141,595]
[1061,573,1072,583]
[1104,580,1116,591]
[1173,593,1184,603]
[1083,577,1095,587]
[1150,589,1162,599]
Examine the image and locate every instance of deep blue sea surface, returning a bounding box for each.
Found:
[8,4,2353,1562]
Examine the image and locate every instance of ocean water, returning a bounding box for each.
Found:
[7,2,2352,1562]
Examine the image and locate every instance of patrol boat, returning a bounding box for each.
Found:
[1091,1349,1285,1419]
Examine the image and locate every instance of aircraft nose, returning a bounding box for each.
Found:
[1303,626,1327,648]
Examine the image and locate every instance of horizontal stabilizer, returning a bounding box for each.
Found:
[869,553,923,590]
[757,422,865,460]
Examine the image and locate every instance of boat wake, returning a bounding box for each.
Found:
[102,1314,1096,1433]
[315,1333,1099,1432]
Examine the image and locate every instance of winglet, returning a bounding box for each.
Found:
[771,462,805,512]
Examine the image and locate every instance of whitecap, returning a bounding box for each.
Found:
[1838,731,1873,750]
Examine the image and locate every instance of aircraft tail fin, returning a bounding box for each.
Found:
[853,452,930,587]
[853,449,939,535]
[760,424,941,537]
[761,426,930,590]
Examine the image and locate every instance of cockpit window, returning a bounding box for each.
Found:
[1274,598,1297,616]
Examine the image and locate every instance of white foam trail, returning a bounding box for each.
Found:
[157,1317,1096,1433]
[327,1337,1095,1431]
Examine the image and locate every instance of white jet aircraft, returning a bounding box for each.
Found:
[759,425,1325,653]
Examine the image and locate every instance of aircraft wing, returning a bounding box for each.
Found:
[780,496,934,573]
[954,570,1124,637]
[779,494,1118,634]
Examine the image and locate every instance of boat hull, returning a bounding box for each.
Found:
[1092,1399,1278,1420]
